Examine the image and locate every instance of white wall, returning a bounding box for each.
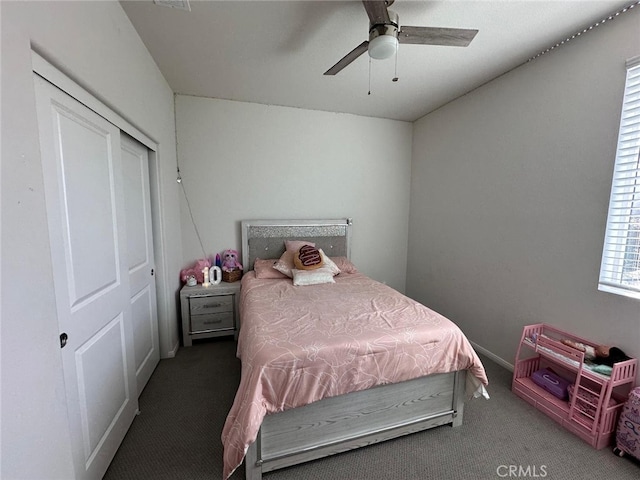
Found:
[175,95,413,291]
[407,9,640,371]
[1,1,182,478]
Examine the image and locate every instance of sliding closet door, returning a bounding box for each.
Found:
[34,74,138,480]
[121,134,159,394]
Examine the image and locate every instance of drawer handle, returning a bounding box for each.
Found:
[203,303,223,308]
[203,319,223,325]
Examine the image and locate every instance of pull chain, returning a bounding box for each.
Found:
[392,40,399,82]
[368,56,372,95]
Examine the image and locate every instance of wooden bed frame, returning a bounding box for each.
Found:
[240,219,467,480]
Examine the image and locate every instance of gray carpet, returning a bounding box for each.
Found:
[103,338,639,480]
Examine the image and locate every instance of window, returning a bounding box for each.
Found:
[599,56,640,299]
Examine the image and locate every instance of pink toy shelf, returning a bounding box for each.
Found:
[512,323,637,449]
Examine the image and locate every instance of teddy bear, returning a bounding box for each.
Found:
[180,258,212,284]
[221,249,243,272]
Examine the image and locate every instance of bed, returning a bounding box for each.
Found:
[222,218,489,480]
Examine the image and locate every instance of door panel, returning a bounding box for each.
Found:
[131,286,155,377]
[121,142,148,270]
[57,112,120,304]
[76,314,129,457]
[121,135,159,394]
[34,74,138,480]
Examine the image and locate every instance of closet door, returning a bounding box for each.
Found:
[121,134,159,394]
[34,74,138,480]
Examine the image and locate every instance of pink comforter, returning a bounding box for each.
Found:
[221,272,488,478]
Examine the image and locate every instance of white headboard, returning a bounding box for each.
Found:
[241,218,353,271]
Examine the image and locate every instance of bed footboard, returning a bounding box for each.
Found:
[245,370,466,480]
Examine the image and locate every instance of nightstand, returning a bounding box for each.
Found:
[180,282,241,346]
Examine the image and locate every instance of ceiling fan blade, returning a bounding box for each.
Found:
[362,1,391,25]
[324,41,369,75]
[398,26,478,47]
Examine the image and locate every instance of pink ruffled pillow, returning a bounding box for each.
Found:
[254,258,289,279]
[329,257,358,274]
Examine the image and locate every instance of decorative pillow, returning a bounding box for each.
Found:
[273,251,296,278]
[254,258,289,279]
[285,240,316,252]
[291,268,336,286]
[319,250,341,275]
[274,247,341,278]
[293,245,324,270]
[329,256,358,274]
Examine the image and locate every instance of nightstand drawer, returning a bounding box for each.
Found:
[189,295,233,315]
[190,312,234,333]
[180,283,241,346]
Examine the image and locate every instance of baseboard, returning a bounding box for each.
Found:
[162,340,180,359]
[470,341,514,372]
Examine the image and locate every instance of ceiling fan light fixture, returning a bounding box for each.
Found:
[324,2,477,75]
[368,34,398,60]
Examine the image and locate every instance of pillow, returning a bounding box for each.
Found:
[319,250,341,275]
[329,256,358,274]
[253,258,289,279]
[273,250,295,277]
[293,245,323,270]
[285,240,315,252]
[291,268,336,286]
[275,249,340,278]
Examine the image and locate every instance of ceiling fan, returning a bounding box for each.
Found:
[325,0,478,75]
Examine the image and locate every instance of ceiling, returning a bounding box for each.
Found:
[120,0,633,122]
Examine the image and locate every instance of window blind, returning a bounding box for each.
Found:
[599,57,640,299]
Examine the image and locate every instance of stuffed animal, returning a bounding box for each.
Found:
[180,267,197,284]
[180,258,212,284]
[194,258,212,281]
[221,249,243,272]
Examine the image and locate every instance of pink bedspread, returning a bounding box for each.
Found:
[221,272,488,478]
